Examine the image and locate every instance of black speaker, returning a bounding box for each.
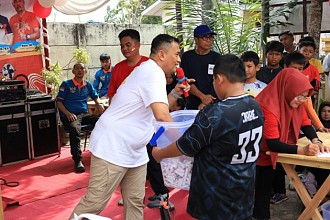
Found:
[27,99,60,159]
[0,102,30,165]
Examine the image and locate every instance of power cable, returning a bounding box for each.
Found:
[0,178,19,187]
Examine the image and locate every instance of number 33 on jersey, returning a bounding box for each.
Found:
[231,109,263,164]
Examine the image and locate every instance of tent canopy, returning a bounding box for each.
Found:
[53,0,110,15]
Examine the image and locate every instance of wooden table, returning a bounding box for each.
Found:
[277,132,330,220]
[87,99,109,115]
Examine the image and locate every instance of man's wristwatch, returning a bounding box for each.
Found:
[312,139,323,144]
[26,34,31,40]
[170,89,181,99]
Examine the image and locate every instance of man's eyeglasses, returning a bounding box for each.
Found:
[295,95,308,102]
[198,35,214,41]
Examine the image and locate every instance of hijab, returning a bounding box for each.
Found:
[318,101,330,128]
[256,68,313,167]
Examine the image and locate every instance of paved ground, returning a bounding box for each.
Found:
[270,184,303,220]
[81,139,311,220]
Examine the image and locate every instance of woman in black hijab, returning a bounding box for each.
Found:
[309,101,330,194]
[319,101,330,128]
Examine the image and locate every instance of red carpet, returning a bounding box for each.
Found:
[1,147,195,220]
[1,147,90,206]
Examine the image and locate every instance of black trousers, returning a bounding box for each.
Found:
[272,163,286,194]
[146,143,169,195]
[309,167,330,189]
[253,165,275,220]
[61,113,99,163]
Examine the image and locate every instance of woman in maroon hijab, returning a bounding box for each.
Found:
[252,68,330,220]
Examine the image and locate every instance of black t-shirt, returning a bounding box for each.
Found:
[279,51,289,68]
[177,94,264,220]
[166,74,177,94]
[256,66,282,84]
[180,50,220,109]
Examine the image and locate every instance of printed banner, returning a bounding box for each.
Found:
[0,0,45,92]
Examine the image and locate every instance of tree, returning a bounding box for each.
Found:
[164,0,262,55]
[309,0,322,57]
[104,0,161,25]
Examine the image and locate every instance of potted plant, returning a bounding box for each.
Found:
[41,61,63,97]
[41,48,90,97]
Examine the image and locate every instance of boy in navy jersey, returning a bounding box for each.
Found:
[153,54,264,220]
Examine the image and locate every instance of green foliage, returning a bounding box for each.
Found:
[62,48,90,70]
[41,62,63,96]
[35,43,42,52]
[266,0,297,27]
[73,48,89,64]
[163,0,297,55]
[41,48,90,96]
[163,0,262,55]
[141,16,162,24]
[104,0,161,25]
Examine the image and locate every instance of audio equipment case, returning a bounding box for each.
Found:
[0,102,30,165]
[27,98,60,159]
[0,80,26,103]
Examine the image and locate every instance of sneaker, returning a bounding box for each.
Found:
[147,198,175,211]
[148,194,159,201]
[118,198,124,206]
[288,182,295,191]
[167,200,175,211]
[270,193,288,204]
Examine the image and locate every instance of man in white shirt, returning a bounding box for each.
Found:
[70,34,188,220]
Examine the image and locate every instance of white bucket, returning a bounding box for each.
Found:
[152,110,198,190]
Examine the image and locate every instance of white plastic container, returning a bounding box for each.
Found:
[153,110,198,190]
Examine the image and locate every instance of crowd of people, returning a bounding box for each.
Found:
[1,2,329,218]
[53,24,330,220]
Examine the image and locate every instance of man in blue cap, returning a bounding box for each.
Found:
[181,24,220,110]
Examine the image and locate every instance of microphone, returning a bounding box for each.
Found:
[176,67,189,98]
[131,47,135,52]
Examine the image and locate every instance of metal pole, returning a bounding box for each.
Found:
[261,0,269,66]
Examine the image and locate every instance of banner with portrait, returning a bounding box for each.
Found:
[0,0,46,92]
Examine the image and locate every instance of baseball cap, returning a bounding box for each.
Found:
[194,25,217,37]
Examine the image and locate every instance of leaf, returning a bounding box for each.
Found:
[73,48,90,64]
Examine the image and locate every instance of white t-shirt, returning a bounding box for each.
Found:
[244,80,267,97]
[323,53,330,73]
[323,53,330,99]
[89,59,168,167]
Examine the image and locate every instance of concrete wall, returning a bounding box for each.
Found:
[47,22,165,81]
